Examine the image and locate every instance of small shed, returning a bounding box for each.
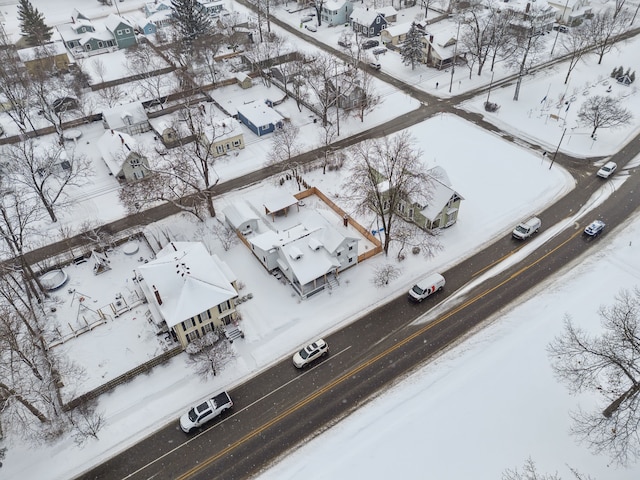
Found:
[223,202,259,235]
[235,72,253,89]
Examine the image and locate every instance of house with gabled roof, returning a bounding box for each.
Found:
[136,242,239,348]
[421,24,467,70]
[350,7,387,37]
[97,130,151,183]
[547,0,591,25]
[144,0,173,18]
[379,166,463,231]
[381,22,425,47]
[198,116,245,157]
[17,42,70,75]
[236,101,284,137]
[102,101,151,135]
[249,207,359,299]
[58,15,118,57]
[105,14,137,49]
[503,0,556,36]
[321,0,354,27]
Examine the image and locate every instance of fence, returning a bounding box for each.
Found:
[64,345,182,411]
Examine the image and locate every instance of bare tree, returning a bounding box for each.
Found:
[508,6,548,101]
[5,140,92,222]
[119,104,221,219]
[0,27,37,134]
[503,457,594,480]
[343,131,436,256]
[587,9,632,65]
[0,184,47,300]
[304,53,340,126]
[548,288,640,465]
[577,95,632,137]
[125,45,172,107]
[560,25,591,85]
[185,331,235,379]
[371,264,402,287]
[91,58,125,107]
[0,269,97,444]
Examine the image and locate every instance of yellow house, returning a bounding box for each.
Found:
[17,42,70,75]
[136,242,239,349]
[198,116,245,157]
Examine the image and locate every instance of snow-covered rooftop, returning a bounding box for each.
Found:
[136,242,238,328]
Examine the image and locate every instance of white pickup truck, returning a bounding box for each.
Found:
[512,216,541,240]
[180,391,233,433]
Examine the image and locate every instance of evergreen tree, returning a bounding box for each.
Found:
[400,23,425,71]
[17,0,52,47]
[171,0,212,45]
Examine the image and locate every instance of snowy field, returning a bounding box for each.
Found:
[1,1,640,479]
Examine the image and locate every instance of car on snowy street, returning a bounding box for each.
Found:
[584,220,605,237]
[293,339,328,368]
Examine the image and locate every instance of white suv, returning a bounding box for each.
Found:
[293,339,328,368]
[597,161,617,178]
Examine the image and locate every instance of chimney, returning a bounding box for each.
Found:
[152,285,162,305]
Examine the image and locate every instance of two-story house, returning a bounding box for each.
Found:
[379,166,463,231]
[105,14,137,49]
[97,130,151,183]
[136,242,239,349]
[547,0,592,25]
[321,0,354,27]
[350,7,387,38]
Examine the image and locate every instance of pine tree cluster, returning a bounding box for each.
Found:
[400,23,425,71]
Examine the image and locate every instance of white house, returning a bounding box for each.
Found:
[136,242,239,348]
[547,0,592,25]
[249,206,359,299]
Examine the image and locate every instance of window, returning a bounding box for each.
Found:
[98,41,104,48]
[129,157,142,168]
[201,323,213,335]
[216,145,225,154]
[233,139,241,147]
[125,28,131,34]
[86,44,92,51]
[186,330,200,342]
[191,318,197,328]
[348,244,354,251]
[117,30,122,36]
[218,301,230,314]
[349,257,353,263]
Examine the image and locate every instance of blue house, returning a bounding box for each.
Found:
[144,0,172,17]
[236,101,284,137]
[350,7,387,37]
[105,14,137,49]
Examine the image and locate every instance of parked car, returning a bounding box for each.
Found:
[305,23,317,32]
[584,220,606,236]
[597,161,617,178]
[293,339,328,368]
[51,97,79,113]
[301,15,313,23]
[362,40,379,50]
[372,47,387,55]
[338,39,352,48]
[368,61,381,71]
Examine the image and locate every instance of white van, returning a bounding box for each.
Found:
[512,216,541,240]
[408,273,445,302]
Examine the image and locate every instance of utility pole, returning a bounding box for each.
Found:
[549,128,566,170]
[449,19,461,94]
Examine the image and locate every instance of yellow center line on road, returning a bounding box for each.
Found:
[174,228,583,480]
